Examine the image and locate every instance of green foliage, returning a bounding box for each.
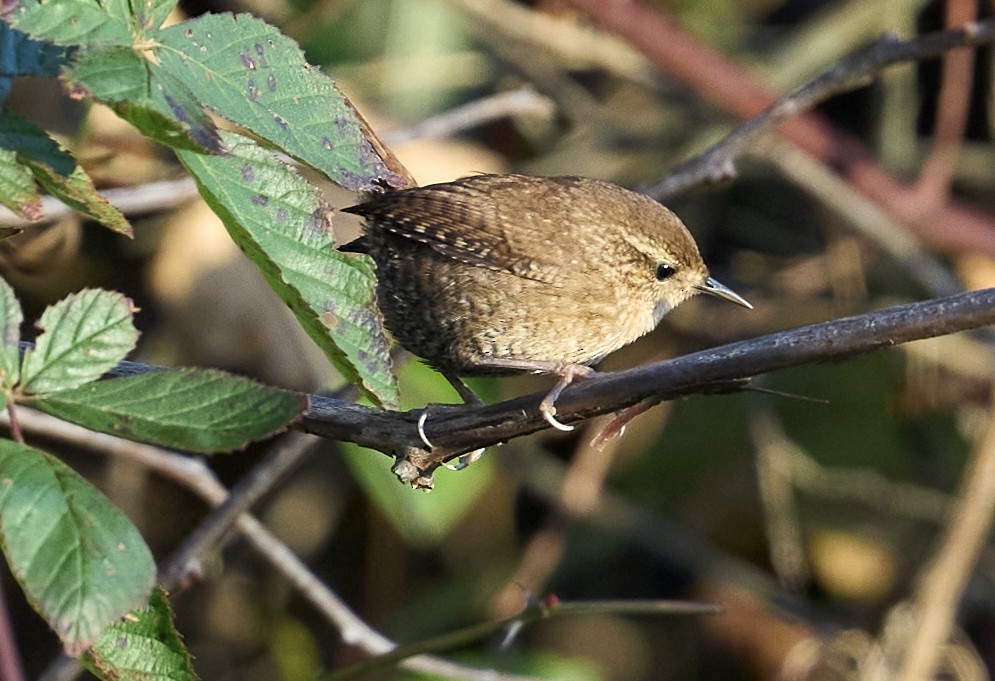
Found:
[0,22,69,99]
[20,289,139,394]
[0,24,130,230]
[4,0,407,404]
[0,0,415,663]
[83,588,196,681]
[178,131,397,407]
[0,439,155,656]
[0,277,306,669]
[156,12,404,192]
[0,276,22,387]
[34,368,305,452]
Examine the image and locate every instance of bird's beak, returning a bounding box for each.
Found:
[695,276,753,309]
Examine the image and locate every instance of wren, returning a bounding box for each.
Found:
[342,174,751,435]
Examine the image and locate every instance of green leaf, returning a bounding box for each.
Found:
[0,111,131,233]
[177,131,398,407]
[28,160,133,235]
[10,0,136,46]
[63,46,149,101]
[155,13,408,191]
[83,587,196,681]
[0,440,155,656]
[0,23,72,100]
[0,147,40,218]
[66,47,222,153]
[33,369,305,453]
[134,0,175,33]
[20,289,138,395]
[0,109,75,176]
[0,275,22,388]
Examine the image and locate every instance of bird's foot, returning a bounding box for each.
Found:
[468,358,597,431]
[538,363,596,431]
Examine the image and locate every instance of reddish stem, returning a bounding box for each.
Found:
[6,400,23,444]
[916,0,978,206]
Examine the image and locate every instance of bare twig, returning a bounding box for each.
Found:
[914,0,977,207]
[490,416,626,618]
[85,288,995,483]
[5,400,21,444]
[451,0,657,86]
[381,86,556,146]
[894,397,995,681]
[324,598,719,681]
[761,140,963,298]
[157,431,317,590]
[0,579,25,681]
[748,402,809,592]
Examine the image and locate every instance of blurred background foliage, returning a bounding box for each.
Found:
[4,0,995,679]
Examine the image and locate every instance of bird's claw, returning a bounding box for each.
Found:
[416,410,433,449]
[540,401,574,431]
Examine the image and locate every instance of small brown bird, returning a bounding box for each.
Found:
[342,174,751,435]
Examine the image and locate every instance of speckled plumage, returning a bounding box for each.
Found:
[343,174,741,377]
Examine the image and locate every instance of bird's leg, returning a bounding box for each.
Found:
[473,359,596,431]
[442,370,483,406]
[415,370,487,469]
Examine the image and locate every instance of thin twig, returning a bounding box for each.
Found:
[895,397,995,681]
[381,87,556,146]
[914,0,977,207]
[747,401,809,592]
[157,431,317,590]
[323,598,720,681]
[0,579,25,681]
[450,0,658,87]
[5,400,21,444]
[558,0,995,257]
[490,416,628,618]
[760,139,963,298]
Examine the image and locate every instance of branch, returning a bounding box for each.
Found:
[300,289,995,481]
[90,289,995,485]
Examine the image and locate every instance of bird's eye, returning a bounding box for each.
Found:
[655,263,676,281]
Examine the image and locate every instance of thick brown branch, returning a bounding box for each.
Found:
[299,288,995,478]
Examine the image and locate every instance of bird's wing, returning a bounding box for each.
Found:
[342,176,583,285]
